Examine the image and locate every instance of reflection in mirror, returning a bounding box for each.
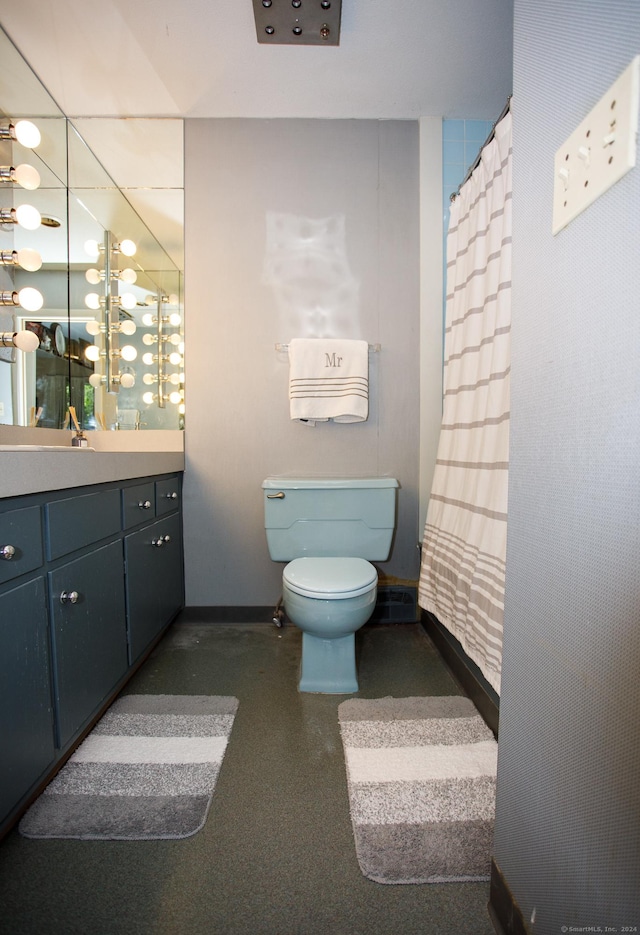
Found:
[0,25,184,433]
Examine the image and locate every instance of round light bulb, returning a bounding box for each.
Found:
[168,313,181,327]
[85,320,101,336]
[144,294,156,306]
[15,247,42,271]
[14,203,41,230]
[142,333,156,346]
[17,286,43,311]
[13,329,39,352]
[119,319,136,336]
[142,391,155,405]
[84,239,100,258]
[143,373,156,385]
[178,403,185,415]
[120,344,137,362]
[178,342,184,354]
[119,372,135,389]
[118,292,136,310]
[169,391,182,405]
[119,267,137,284]
[13,120,41,149]
[142,352,155,366]
[168,294,179,306]
[85,292,101,310]
[167,373,180,385]
[12,163,40,190]
[89,373,104,388]
[85,268,102,285]
[167,332,181,346]
[141,313,155,327]
[169,352,182,366]
[85,344,101,362]
[118,239,136,257]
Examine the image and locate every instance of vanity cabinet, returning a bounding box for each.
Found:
[0,471,184,836]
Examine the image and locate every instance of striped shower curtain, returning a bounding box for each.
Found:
[419,110,512,696]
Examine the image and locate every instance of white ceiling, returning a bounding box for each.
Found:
[0,0,513,267]
[0,0,513,119]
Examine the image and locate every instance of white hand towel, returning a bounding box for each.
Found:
[288,338,369,424]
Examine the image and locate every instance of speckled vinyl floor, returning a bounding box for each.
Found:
[0,620,495,935]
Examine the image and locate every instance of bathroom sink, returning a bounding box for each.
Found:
[0,444,96,451]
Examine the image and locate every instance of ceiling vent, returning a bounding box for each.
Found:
[252,0,342,46]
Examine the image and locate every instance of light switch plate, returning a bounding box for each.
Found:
[553,56,640,234]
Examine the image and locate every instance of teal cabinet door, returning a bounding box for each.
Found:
[0,577,55,826]
[125,512,184,664]
[49,541,128,749]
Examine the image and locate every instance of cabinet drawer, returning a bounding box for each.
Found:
[155,476,181,516]
[46,489,121,561]
[122,482,156,528]
[0,506,43,586]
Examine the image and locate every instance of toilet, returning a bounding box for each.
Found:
[263,477,399,693]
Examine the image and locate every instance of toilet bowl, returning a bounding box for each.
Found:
[282,557,377,693]
[263,476,399,693]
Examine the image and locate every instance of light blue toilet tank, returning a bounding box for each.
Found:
[262,477,399,562]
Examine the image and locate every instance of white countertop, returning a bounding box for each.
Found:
[1,448,185,499]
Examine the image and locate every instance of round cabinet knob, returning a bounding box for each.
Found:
[0,544,16,560]
[152,537,165,548]
[60,590,79,604]
[163,534,171,544]
[165,491,178,500]
[138,500,152,510]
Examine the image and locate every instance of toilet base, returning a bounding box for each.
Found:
[299,632,358,694]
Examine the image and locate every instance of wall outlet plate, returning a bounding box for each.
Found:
[553,56,640,234]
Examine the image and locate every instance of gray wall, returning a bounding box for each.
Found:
[183,119,421,606]
[494,1,640,929]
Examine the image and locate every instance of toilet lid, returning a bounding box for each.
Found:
[283,557,377,600]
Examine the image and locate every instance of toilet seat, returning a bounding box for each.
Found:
[283,557,377,600]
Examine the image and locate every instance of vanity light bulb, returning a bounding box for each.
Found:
[85,320,101,336]
[141,313,155,327]
[142,352,154,366]
[178,403,185,415]
[89,373,104,388]
[167,373,180,385]
[85,344,101,362]
[85,292,101,310]
[15,120,41,148]
[85,268,102,285]
[17,286,43,312]
[119,267,137,284]
[14,203,41,230]
[84,239,100,258]
[168,313,181,327]
[119,292,136,311]
[142,333,156,346]
[119,319,137,336]
[167,332,181,346]
[142,391,155,405]
[15,248,42,271]
[144,294,156,306]
[11,163,40,191]
[119,372,135,389]
[13,329,39,352]
[120,344,137,362]
[168,294,179,307]
[169,391,182,405]
[143,373,156,385]
[118,239,136,257]
[168,351,182,366]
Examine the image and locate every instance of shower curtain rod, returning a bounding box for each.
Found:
[450,95,512,202]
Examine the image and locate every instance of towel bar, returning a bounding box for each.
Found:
[275,342,381,353]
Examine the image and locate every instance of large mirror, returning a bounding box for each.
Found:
[0,26,184,433]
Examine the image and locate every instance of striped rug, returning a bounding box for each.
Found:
[19,694,238,840]
[338,695,497,884]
